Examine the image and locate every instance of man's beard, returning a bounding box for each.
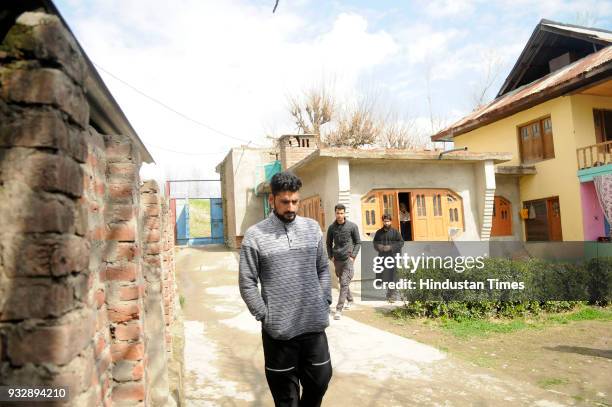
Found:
[383,225,391,230]
[274,209,296,223]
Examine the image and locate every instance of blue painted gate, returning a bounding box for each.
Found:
[169,180,224,246]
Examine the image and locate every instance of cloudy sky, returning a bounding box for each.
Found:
[54,0,612,180]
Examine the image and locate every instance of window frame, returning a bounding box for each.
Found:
[517,115,555,164]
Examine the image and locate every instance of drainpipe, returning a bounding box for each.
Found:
[438,146,468,159]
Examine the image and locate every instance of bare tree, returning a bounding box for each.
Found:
[288,86,335,138]
[470,49,504,110]
[326,100,381,148]
[378,113,423,149]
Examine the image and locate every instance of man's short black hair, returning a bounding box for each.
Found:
[270,171,302,195]
[382,214,392,221]
[334,204,346,212]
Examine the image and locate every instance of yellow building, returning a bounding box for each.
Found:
[432,19,612,242]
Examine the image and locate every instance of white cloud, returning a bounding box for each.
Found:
[58,1,398,179]
[421,0,476,18]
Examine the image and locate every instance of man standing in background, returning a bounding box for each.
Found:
[326,204,361,320]
[373,214,404,302]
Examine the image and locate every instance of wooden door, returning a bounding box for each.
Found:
[547,197,563,241]
[491,196,512,236]
[411,192,428,240]
[428,190,447,240]
[361,193,380,235]
[380,191,399,231]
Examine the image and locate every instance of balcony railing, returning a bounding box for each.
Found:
[577,140,612,170]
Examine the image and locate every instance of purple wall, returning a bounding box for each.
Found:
[581,181,605,240]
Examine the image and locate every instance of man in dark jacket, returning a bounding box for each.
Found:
[373,214,404,302]
[239,172,332,407]
[326,204,361,320]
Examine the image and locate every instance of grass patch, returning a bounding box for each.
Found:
[388,305,611,339]
[179,295,186,308]
[440,318,531,339]
[189,199,211,237]
[545,306,612,324]
[537,377,569,389]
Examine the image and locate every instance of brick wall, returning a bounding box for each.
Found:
[279,134,319,170]
[0,10,181,407]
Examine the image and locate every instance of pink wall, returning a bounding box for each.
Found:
[581,181,605,240]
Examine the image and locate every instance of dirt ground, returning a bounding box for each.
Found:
[173,246,612,407]
[348,307,612,406]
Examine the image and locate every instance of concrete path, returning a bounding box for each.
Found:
[176,246,570,407]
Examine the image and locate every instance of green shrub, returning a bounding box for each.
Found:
[394,256,611,320]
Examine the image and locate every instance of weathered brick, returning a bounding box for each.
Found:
[97,348,111,376]
[1,277,75,320]
[0,108,85,161]
[5,12,86,83]
[112,360,144,382]
[108,183,133,201]
[108,204,135,223]
[0,183,75,234]
[0,149,83,198]
[107,163,138,183]
[143,205,160,216]
[107,222,136,241]
[140,180,158,193]
[110,342,144,362]
[94,334,106,359]
[103,241,138,262]
[1,234,89,277]
[145,242,161,255]
[107,302,140,323]
[145,229,161,243]
[111,382,145,403]
[140,193,158,204]
[143,216,160,229]
[105,264,137,282]
[6,309,94,365]
[114,322,142,341]
[95,289,105,309]
[0,68,89,127]
[119,286,140,301]
[106,142,133,163]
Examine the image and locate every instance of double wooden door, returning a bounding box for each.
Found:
[362,189,464,241]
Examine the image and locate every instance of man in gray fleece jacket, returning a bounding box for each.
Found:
[239,171,332,407]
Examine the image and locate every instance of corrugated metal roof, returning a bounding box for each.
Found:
[543,21,612,43]
[432,46,612,141]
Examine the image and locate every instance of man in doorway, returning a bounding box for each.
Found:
[239,171,332,407]
[326,204,361,320]
[373,214,404,302]
[399,202,412,241]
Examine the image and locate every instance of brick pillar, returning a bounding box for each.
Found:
[0,10,99,406]
[161,201,177,344]
[140,181,172,405]
[104,135,146,406]
[85,126,113,406]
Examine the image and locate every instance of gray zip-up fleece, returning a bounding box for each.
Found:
[239,213,332,340]
[326,220,361,261]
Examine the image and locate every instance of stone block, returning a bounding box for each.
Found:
[6,309,94,366]
[0,68,89,128]
[4,12,86,83]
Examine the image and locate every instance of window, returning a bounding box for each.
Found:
[416,194,426,216]
[518,116,555,163]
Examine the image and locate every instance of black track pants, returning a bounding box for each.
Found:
[262,329,332,407]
